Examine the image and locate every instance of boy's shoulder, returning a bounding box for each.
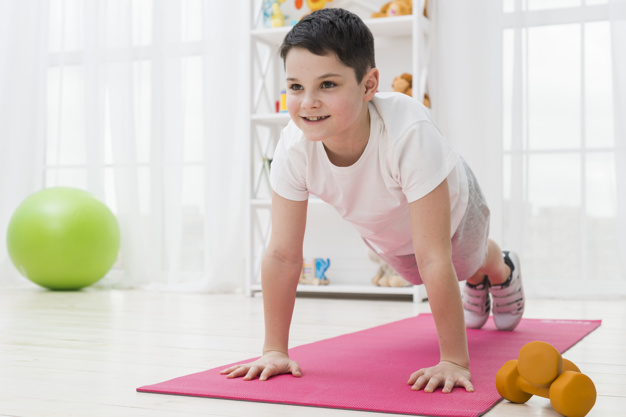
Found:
[371,92,432,135]
[276,120,311,161]
[280,120,308,148]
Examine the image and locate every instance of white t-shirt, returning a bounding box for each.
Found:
[270,92,469,256]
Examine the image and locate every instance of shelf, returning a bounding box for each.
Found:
[250,26,289,46]
[364,15,414,38]
[414,13,431,34]
[249,283,420,297]
[297,284,416,295]
[251,15,416,46]
[251,197,328,208]
[247,3,432,304]
[251,113,291,125]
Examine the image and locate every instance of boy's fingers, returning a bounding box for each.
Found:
[461,378,475,392]
[259,365,280,381]
[424,376,441,393]
[411,375,427,391]
[220,365,239,374]
[226,366,249,379]
[407,369,424,385]
[442,378,455,393]
[290,362,302,377]
[243,366,262,380]
[222,359,303,382]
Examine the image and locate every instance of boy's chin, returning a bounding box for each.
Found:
[303,136,326,143]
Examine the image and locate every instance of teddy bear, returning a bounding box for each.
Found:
[368,250,411,288]
[392,72,413,97]
[392,72,431,108]
[371,0,412,18]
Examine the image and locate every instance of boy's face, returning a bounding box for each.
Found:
[284,47,377,144]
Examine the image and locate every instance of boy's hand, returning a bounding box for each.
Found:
[219,351,302,381]
[408,361,474,393]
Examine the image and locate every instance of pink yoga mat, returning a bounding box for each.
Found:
[138,314,600,417]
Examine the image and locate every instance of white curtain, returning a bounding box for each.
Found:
[429,1,503,236]
[434,0,626,297]
[0,0,248,292]
[611,0,626,298]
[0,0,48,287]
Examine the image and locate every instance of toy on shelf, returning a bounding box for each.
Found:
[392,73,413,97]
[262,0,288,28]
[391,72,430,108]
[371,0,412,18]
[392,73,430,108]
[295,0,333,18]
[279,89,287,113]
[299,258,330,285]
[496,341,596,417]
[369,250,410,288]
[272,0,287,27]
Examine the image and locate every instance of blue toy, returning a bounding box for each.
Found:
[299,258,330,285]
[315,258,330,281]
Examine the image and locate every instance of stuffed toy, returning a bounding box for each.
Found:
[369,250,411,288]
[392,72,431,107]
[371,0,412,18]
[271,0,287,27]
[392,72,413,97]
[295,0,333,17]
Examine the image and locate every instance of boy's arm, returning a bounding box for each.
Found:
[221,191,307,381]
[262,191,308,355]
[407,179,474,393]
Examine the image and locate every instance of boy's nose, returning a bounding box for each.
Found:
[301,92,320,109]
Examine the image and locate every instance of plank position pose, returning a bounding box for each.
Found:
[222,8,525,393]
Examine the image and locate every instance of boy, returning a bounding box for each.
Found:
[222,8,524,393]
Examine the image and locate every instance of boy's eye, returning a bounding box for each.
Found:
[289,84,303,91]
[321,81,336,89]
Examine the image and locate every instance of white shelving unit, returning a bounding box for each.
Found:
[246,0,432,301]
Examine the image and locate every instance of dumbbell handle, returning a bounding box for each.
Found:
[518,358,581,399]
[518,376,549,398]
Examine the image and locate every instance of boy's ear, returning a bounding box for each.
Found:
[362,67,379,100]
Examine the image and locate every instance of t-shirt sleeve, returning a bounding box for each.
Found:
[270,130,310,201]
[396,121,460,203]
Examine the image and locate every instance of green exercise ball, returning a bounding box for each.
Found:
[6,187,120,290]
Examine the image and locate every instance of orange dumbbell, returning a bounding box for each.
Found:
[495,341,596,417]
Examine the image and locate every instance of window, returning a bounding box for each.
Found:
[45,0,210,280]
[502,1,620,286]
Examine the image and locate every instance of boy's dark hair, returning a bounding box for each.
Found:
[279,8,376,82]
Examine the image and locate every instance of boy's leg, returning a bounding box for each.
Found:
[462,270,490,329]
[462,241,498,329]
[463,239,524,331]
[489,249,524,330]
[481,239,525,331]
[470,239,509,285]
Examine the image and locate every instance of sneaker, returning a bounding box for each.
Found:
[462,276,491,329]
[489,251,524,331]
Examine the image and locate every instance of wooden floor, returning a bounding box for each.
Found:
[0,288,624,417]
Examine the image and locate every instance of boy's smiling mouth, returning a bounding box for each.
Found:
[303,115,330,122]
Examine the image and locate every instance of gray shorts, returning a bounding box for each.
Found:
[367,161,490,285]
